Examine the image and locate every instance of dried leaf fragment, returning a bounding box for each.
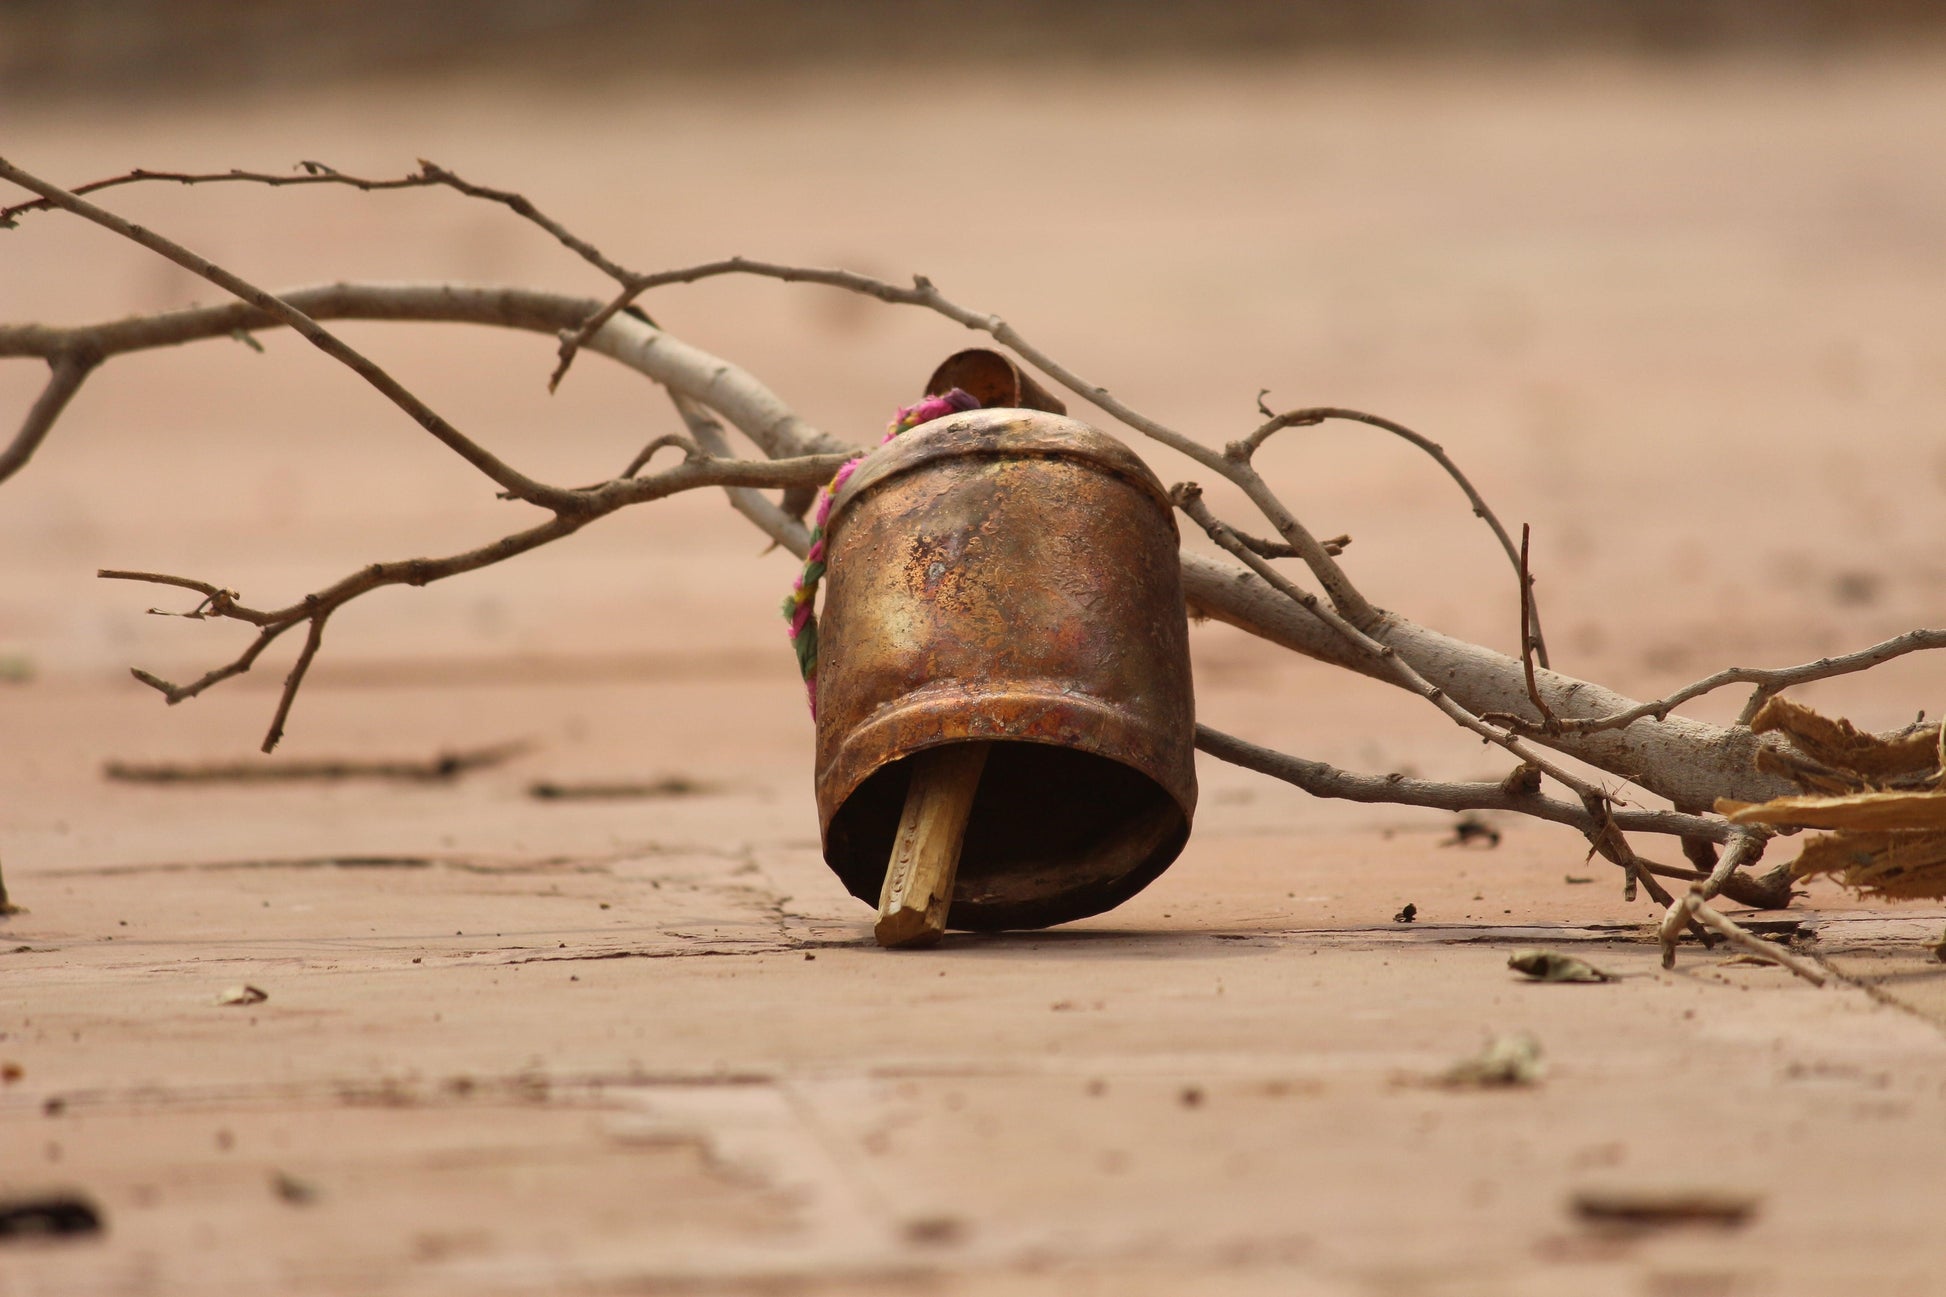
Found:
[271,1171,318,1206]
[0,1193,103,1240]
[1750,696,1941,784]
[216,985,268,1006]
[1786,826,1946,901]
[1508,949,1612,983]
[1721,784,1946,901]
[1719,790,1946,832]
[1439,1033,1544,1088]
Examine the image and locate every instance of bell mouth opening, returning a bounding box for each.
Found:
[825,740,1189,932]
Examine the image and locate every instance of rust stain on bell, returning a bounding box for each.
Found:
[815,405,1197,930]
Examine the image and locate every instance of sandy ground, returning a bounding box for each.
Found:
[3,53,1946,1296]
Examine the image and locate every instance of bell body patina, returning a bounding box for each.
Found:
[814,407,1197,930]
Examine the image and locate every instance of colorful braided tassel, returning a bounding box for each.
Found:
[784,387,981,716]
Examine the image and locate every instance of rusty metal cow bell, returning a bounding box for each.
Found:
[814,350,1197,943]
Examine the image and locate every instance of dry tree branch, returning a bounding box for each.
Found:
[0,282,1806,808]
[1236,531,1351,560]
[1194,725,1790,908]
[0,155,579,511]
[1515,629,1946,737]
[1196,724,1721,840]
[99,450,849,751]
[1178,486,1604,807]
[1175,483,1736,926]
[665,392,811,557]
[0,160,636,285]
[0,159,866,751]
[0,163,440,225]
[527,250,1386,626]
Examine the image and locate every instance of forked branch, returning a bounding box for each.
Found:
[1517,629,1946,737]
[0,155,578,510]
[99,450,849,751]
[1228,402,1551,667]
[1,351,97,487]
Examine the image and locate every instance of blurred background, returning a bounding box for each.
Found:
[3,0,1944,776]
[8,0,1946,96]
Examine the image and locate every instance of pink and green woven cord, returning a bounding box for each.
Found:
[784,387,981,716]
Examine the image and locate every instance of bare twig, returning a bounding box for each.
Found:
[1658,887,1827,986]
[0,284,848,467]
[0,352,97,486]
[126,620,297,707]
[528,776,709,801]
[0,155,578,511]
[1527,629,1946,736]
[1178,485,1734,913]
[666,392,811,557]
[1699,829,1767,901]
[616,432,701,481]
[1237,531,1350,560]
[1197,727,1705,840]
[1177,486,1605,804]
[0,163,435,225]
[0,160,636,284]
[1196,726,1791,909]
[96,570,268,621]
[1,162,1438,640]
[100,450,849,750]
[530,257,1382,624]
[1517,525,1560,733]
[1178,551,1797,809]
[1174,484,1366,651]
[262,615,329,754]
[1226,404,1550,666]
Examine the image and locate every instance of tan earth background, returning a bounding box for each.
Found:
[3,4,1946,1294]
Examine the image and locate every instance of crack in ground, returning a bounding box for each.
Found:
[509,936,868,965]
[56,841,757,878]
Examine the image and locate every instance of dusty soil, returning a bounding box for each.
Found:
[4,54,1945,1296]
